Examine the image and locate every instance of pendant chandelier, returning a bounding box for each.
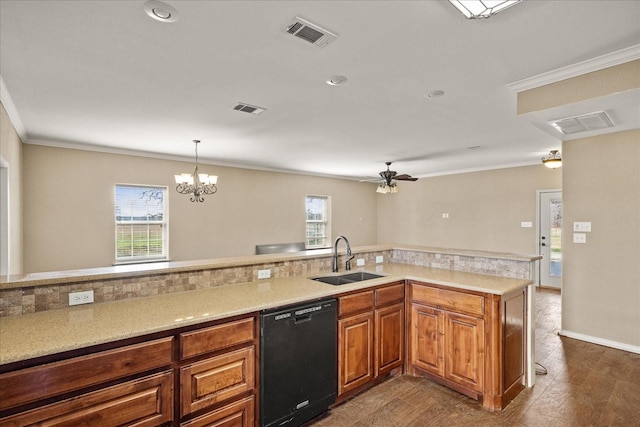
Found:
[174,140,218,203]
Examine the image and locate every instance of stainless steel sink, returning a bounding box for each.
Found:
[312,271,384,286]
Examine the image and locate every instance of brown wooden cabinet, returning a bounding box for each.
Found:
[0,314,258,427]
[179,317,257,426]
[409,288,485,396]
[0,370,174,427]
[181,396,254,427]
[407,280,526,411]
[0,337,175,426]
[337,282,404,399]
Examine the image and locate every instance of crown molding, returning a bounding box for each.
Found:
[507,44,640,92]
[0,76,27,141]
[23,138,364,181]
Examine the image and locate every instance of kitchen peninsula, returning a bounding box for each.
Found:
[0,245,540,425]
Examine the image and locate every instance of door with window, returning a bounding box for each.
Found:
[539,191,562,288]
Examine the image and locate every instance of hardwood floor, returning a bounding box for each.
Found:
[309,288,640,426]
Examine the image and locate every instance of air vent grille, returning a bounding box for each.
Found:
[283,17,338,48]
[549,111,614,135]
[232,103,266,115]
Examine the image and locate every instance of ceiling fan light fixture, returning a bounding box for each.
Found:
[448,0,522,19]
[376,183,398,194]
[542,150,562,169]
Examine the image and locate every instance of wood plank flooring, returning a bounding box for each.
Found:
[309,288,640,426]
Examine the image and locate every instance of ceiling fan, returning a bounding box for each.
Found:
[376,162,417,194]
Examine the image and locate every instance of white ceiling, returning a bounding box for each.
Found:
[1,0,639,181]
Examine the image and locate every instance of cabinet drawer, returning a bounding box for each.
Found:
[1,371,173,427]
[0,337,173,412]
[181,395,255,427]
[181,346,255,417]
[411,283,484,317]
[181,317,255,360]
[339,291,374,317]
[374,283,405,307]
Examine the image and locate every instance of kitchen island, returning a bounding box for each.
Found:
[0,245,540,425]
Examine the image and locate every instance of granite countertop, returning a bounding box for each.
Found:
[0,263,533,366]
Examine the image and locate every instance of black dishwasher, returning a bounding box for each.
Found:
[260,298,337,427]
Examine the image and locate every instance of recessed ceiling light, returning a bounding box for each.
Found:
[425,89,445,98]
[326,75,348,86]
[144,0,179,23]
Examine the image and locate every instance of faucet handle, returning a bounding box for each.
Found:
[345,254,355,271]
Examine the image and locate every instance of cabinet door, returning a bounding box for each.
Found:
[181,395,254,427]
[338,312,374,395]
[410,303,445,377]
[181,346,255,417]
[375,303,404,377]
[445,312,484,392]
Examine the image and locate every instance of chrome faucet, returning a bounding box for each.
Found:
[332,235,355,272]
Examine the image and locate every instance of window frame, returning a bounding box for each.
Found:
[114,184,169,265]
[305,195,331,249]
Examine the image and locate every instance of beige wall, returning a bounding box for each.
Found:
[23,144,378,273]
[0,103,23,275]
[376,165,561,254]
[562,129,640,347]
[517,60,640,114]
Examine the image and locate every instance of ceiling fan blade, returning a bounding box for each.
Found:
[394,174,418,181]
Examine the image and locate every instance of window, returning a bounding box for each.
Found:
[306,195,330,248]
[115,184,168,263]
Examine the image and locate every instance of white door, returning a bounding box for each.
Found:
[539,191,562,288]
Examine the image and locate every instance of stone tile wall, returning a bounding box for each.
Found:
[391,249,533,279]
[0,249,533,317]
[0,250,391,317]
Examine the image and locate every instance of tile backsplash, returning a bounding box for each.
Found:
[0,248,534,317]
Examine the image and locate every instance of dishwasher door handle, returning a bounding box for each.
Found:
[294,315,312,324]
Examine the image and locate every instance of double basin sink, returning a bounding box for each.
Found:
[311,271,384,286]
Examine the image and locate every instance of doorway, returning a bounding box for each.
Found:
[538,190,562,288]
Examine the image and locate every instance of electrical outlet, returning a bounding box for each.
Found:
[69,290,94,306]
[375,255,384,264]
[258,269,271,279]
[356,258,365,267]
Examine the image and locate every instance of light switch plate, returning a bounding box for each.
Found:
[258,269,271,279]
[573,222,592,232]
[356,259,365,267]
[521,221,533,228]
[375,255,384,264]
[573,233,587,244]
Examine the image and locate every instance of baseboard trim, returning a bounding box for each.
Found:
[559,329,640,354]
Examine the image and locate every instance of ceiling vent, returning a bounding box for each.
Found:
[283,16,338,48]
[549,111,614,135]
[232,102,266,115]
